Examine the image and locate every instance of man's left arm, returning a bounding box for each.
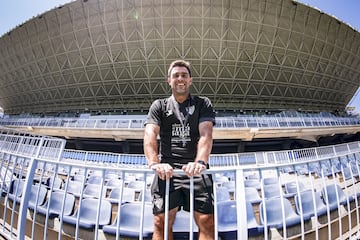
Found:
[195,121,214,163]
[182,120,213,176]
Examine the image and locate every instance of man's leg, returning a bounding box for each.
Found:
[152,207,178,240]
[194,211,215,240]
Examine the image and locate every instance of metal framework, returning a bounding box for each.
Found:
[0,0,359,114]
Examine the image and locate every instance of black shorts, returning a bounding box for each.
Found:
[151,173,214,215]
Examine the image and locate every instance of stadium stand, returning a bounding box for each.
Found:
[1,127,360,239]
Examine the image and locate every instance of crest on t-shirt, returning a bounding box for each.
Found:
[186,105,195,115]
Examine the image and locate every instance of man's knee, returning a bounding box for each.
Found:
[195,213,214,228]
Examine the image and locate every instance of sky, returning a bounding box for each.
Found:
[0,0,359,112]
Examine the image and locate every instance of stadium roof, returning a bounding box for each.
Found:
[0,0,359,115]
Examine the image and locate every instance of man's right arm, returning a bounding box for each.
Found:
[143,123,160,166]
[144,123,173,180]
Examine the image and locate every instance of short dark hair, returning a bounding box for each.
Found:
[167,60,191,77]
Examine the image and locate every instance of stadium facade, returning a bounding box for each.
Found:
[0,0,359,116]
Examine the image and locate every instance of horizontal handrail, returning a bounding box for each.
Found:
[1,115,360,129]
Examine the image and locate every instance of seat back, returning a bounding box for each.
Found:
[284,181,305,195]
[77,198,112,226]
[245,187,261,204]
[322,184,348,206]
[87,175,103,185]
[29,185,48,207]
[108,187,135,203]
[263,177,278,185]
[263,183,282,199]
[217,200,263,239]
[294,189,327,219]
[216,187,231,202]
[64,180,83,196]
[47,191,75,216]
[9,178,25,197]
[173,209,198,238]
[260,197,301,228]
[83,184,106,198]
[116,202,153,236]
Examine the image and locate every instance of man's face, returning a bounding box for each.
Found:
[168,66,192,96]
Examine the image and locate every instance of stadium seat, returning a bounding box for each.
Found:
[321,184,352,211]
[127,180,146,192]
[217,200,263,239]
[294,189,327,220]
[105,178,123,189]
[72,174,86,183]
[82,184,106,198]
[102,202,153,238]
[173,209,198,239]
[137,189,152,202]
[46,176,63,190]
[341,167,353,180]
[263,177,278,185]
[262,183,293,199]
[35,190,75,218]
[86,175,103,185]
[107,187,136,203]
[63,180,83,197]
[259,197,302,229]
[28,184,48,209]
[62,198,112,229]
[8,178,25,202]
[222,181,235,193]
[245,187,262,204]
[215,186,231,202]
[244,179,261,190]
[284,181,305,196]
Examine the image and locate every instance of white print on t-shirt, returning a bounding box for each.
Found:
[172,123,190,144]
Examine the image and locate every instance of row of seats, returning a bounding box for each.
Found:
[6,174,358,239]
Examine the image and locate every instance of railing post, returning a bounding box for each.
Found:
[17,137,45,240]
[235,168,247,240]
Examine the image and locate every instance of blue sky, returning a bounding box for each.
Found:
[0,0,359,112]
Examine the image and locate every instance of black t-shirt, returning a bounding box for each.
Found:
[145,95,215,167]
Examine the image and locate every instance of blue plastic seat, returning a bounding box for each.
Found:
[262,183,293,199]
[217,200,263,239]
[86,175,103,185]
[222,181,235,193]
[28,184,48,209]
[245,187,262,204]
[8,179,25,202]
[82,184,106,198]
[137,189,152,202]
[215,186,231,202]
[35,190,75,218]
[107,187,135,203]
[244,179,261,190]
[62,198,112,229]
[64,180,83,197]
[127,180,146,192]
[105,178,123,189]
[263,177,278,185]
[342,167,353,180]
[294,189,327,220]
[172,209,199,239]
[259,197,302,229]
[321,184,352,211]
[284,181,305,196]
[102,202,153,238]
[46,177,63,190]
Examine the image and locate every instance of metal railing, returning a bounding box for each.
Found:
[1,115,360,129]
[0,128,360,239]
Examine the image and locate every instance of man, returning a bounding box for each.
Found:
[144,59,215,240]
